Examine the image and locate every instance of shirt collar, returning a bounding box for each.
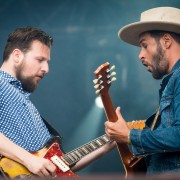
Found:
[159,59,180,98]
[0,70,31,98]
[161,59,180,84]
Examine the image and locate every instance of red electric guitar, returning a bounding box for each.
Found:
[0,134,110,179]
[93,62,147,177]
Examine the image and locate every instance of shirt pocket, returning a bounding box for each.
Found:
[159,95,174,127]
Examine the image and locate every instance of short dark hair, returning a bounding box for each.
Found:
[149,30,180,44]
[3,26,53,62]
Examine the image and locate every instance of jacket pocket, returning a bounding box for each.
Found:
[159,95,173,127]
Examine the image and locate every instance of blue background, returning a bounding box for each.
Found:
[0,0,179,176]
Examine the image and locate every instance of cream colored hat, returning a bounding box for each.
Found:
[118,7,180,46]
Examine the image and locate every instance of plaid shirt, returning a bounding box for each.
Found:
[0,70,51,151]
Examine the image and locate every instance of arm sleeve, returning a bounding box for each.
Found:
[130,73,180,156]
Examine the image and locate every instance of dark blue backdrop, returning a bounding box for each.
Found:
[0,0,179,175]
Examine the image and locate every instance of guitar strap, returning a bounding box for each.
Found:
[41,116,62,139]
[150,107,160,130]
[150,67,177,131]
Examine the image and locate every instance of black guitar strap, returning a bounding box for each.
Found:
[41,116,62,139]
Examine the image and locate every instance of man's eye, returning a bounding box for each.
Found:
[37,58,43,62]
[143,44,147,48]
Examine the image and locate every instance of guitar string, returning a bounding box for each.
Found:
[62,134,110,165]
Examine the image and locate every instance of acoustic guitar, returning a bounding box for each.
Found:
[93,62,147,177]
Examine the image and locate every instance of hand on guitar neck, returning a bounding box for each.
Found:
[105,107,146,144]
[94,62,147,176]
[94,62,145,145]
[105,107,130,144]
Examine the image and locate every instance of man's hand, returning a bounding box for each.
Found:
[24,155,57,177]
[105,107,130,144]
[0,133,57,177]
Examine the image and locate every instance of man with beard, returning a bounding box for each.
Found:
[0,27,115,178]
[105,7,180,175]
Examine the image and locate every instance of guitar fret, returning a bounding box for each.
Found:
[99,137,107,144]
[92,141,100,148]
[73,150,82,158]
[84,145,92,153]
[78,148,87,156]
[96,140,102,146]
[102,135,110,142]
[62,134,110,166]
[89,142,97,149]
[63,155,74,165]
[70,152,79,160]
[98,138,105,145]
[82,147,88,154]
[76,149,85,157]
[86,144,94,152]
[66,154,75,163]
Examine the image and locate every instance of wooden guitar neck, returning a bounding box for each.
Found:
[93,62,147,177]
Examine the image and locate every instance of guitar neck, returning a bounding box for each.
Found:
[100,93,117,122]
[93,62,147,176]
[62,134,110,166]
[100,90,137,168]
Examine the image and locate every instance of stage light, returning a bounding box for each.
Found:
[65,105,104,173]
[95,97,103,108]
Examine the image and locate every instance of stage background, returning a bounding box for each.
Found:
[0,0,179,176]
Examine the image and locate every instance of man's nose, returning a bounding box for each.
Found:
[42,62,49,74]
[138,49,145,61]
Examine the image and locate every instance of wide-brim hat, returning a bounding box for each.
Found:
[118,7,180,46]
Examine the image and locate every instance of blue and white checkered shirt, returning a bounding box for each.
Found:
[0,70,52,151]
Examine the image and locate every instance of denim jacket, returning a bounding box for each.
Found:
[130,60,180,174]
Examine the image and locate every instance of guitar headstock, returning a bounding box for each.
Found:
[93,62,116,95]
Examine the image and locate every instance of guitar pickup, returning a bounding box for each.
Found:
[51,155,70,172]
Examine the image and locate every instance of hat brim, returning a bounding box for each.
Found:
[118,21,180,46]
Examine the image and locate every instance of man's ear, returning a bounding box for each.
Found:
[162,34,172,49]
[12,49,24,64]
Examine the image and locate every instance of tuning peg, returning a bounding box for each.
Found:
[94,84,100,89]
[107,77,117,84]
[110,65,115,71]
[111,77,117,82]
[93,79,98,84]
[111,71,116,76]
[95,89,101,94]
[95,86,104,94]
[93,75,102,84]
[107,71,116,79]
[106,65,115,72]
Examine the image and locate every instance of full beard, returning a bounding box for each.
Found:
[18,75,38,93]
[151,43,169,79]
[15,65,38,93]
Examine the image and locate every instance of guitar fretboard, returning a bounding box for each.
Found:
[62,134,110,166]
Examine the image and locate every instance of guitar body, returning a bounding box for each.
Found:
[0,137,77,179]
[94,62,147,177]
[0,134,111,179]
